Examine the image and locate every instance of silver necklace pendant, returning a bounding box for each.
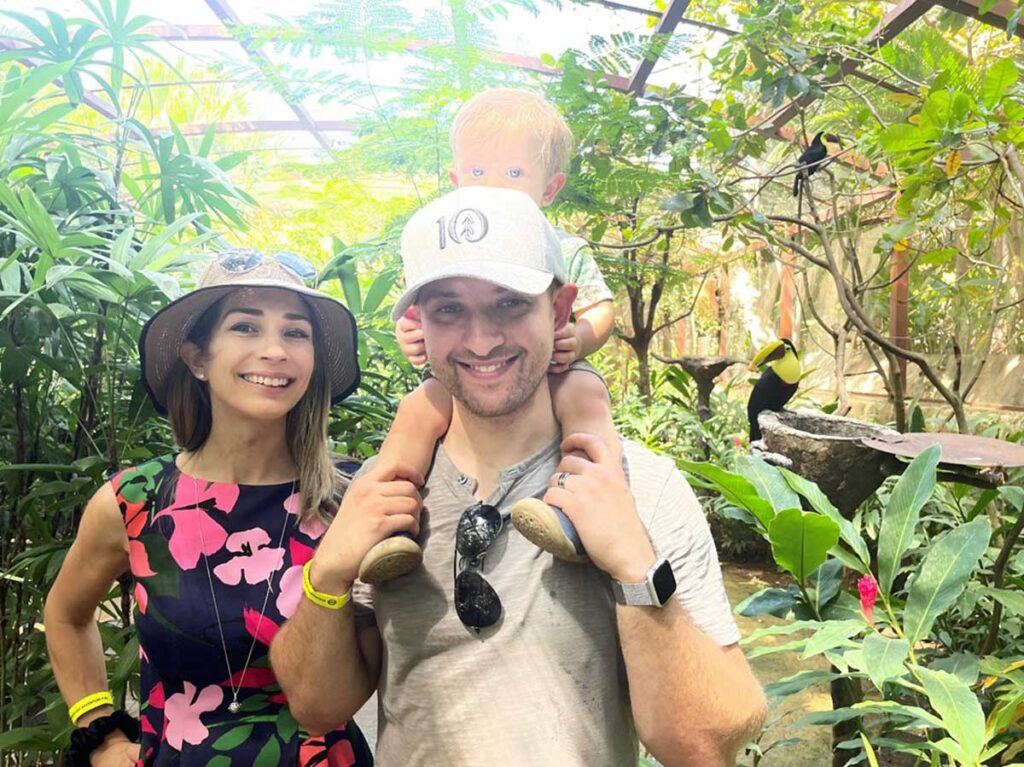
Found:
[190,473,296,723]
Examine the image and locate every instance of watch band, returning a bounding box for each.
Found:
[610,577,657,606]
[611,558,676,607]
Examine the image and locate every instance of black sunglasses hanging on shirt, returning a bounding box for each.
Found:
[453,502,503,632]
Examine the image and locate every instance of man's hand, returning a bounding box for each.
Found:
[549,321,579,374]
[543,433,656,583]
[311,461,424,593]
[89,732,138,766]
[396,307,427,366]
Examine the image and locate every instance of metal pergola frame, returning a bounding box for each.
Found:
[1,0,1019,150]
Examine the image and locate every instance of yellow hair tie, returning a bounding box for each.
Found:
[69,691,114,725]
[302,560,351,610]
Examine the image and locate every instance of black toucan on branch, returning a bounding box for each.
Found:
[792,132,841,197]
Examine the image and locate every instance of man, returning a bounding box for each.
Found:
[271,187,766,766]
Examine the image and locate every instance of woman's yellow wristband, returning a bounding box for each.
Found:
[69,691,114,724]
[302,560,351,610]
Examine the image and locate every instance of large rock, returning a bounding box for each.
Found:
[757,410,901,514]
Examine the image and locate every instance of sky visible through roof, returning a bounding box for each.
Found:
[3,0,722,157]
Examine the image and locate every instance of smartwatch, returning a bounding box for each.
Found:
[611,558,677,607]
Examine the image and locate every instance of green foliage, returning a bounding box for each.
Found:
[688,445,1024,765]
[0,5,419,762]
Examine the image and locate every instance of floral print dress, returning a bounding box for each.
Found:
[112,454,372,767]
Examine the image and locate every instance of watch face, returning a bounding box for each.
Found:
[651,560,677,605]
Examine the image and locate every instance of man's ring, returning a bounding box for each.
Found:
[556,471,570,489]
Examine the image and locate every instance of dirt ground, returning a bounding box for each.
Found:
[725,563,833,767]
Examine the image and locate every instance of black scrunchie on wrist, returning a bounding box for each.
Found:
[66,710,140,767]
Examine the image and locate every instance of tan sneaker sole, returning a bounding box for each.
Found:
[510,498,589,563]
[358,536,423,584]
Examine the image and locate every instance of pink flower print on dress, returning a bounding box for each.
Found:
[285,492,327,539]
[276,564,304,619]
[276,539,315,618]
[153,474,238,570]
[163,682,223,750]
[213,528,286,586]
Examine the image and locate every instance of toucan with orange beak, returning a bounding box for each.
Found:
[747,338,801,442]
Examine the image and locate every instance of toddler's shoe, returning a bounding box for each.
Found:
[358,534,423,584]
[510,498,588,563]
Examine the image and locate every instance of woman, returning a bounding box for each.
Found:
[44,249,372,766]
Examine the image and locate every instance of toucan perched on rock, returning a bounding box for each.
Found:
[792,132,841,197]
[747,338,801,442]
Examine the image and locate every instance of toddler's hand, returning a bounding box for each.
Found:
[550,322,578,373]
[396,307,427,366]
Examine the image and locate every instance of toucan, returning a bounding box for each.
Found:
[747,338,801,442]
[792,132,841,197]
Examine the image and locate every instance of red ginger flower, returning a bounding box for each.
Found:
[858,573,879,626]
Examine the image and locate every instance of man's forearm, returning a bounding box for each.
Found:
[270,597,377,735]
[618,601,766,766]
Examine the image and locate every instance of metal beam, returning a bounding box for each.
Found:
[137,24,635,92]
[588,0,660,17]
[748,0,932,143]
[627,0,693,96]
[933,0,1023,36]
[138,24,233,41]
[176,120,358,135]
[202,0,333,153]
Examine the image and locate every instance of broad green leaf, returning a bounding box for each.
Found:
[983,587,1024,616]
[861,633,909,690]
[879,123,938,154]
[930,652,979,686]
[779,468,870,566]
[797,699,941,729]
[734,586,799,618]
[769,507,841,582]
[980,57,1019,109]
[734,455,800,511]
[809,558,844,613]
[878,444,940,596]
[801,619,863,659]
[998,485,1024,512]
[903,517,991,647]
[679,460,776,529]
[764,669,837,698]
[741,619,822,645]
[746,637,810,660]
[706,118,732,152]
[916,666,985,763]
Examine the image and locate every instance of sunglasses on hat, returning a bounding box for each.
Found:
[217,248,318,280]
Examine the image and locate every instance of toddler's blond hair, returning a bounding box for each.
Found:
[450,87,575,177]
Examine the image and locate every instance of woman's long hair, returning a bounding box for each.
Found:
[163,291,347,524]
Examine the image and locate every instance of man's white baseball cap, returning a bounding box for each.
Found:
[392,187,567,320]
